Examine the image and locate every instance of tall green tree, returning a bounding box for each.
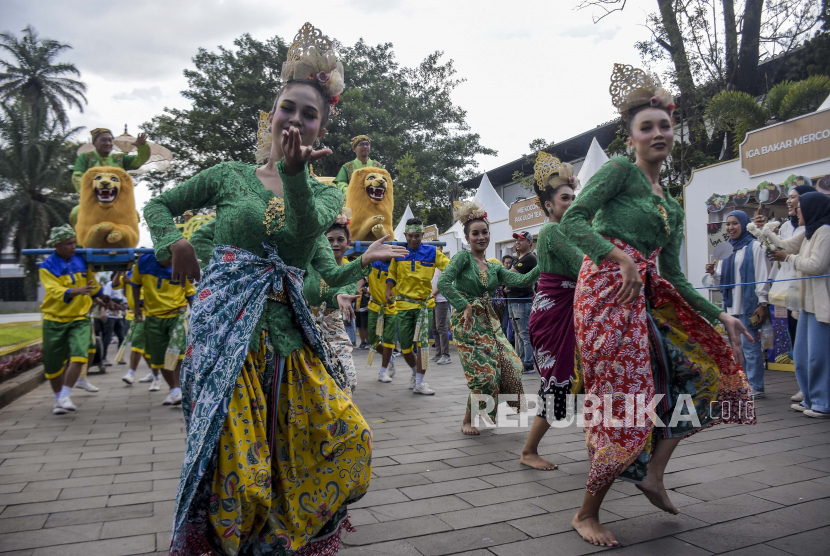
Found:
[142,34,495,231]
[0,99,79,299]
[0,26,87,126]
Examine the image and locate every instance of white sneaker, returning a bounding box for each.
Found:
[138,372,155,383]
[804,410,830,419]
[378,372,392,383]
[149,379,161,392]
[52,402,67,415]
[791,403,806,412]
[122,373,135,385]
[163,391,182,406]
[387,356,396,377]
[437,355,451,365]
[431,354,441,362]
[56,396,77,411]
[791,391,805,402]
[75,379,99,393]
[751,389,766,399]
[409,375,416,390]
[413,382,435,395]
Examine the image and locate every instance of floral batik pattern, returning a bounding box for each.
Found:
[574,237,756,495]
[164,308,188,370]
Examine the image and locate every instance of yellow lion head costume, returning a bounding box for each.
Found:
[74,166,139,248]
[345,167,395,242]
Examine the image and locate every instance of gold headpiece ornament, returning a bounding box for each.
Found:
[256,111,271,164]
[453,200,488,224]
[90,128,112,142]
[534,153,577,190]
[609,63,675,121]
[282,23,345,103]
[334,207,352,227]
[351,135,370,148]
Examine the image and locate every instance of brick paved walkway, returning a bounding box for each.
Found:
[1,347,828,555]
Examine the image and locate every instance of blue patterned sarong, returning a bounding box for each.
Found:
[171,243,336,554]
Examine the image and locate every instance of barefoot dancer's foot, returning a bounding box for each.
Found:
[636,478,680,515]
[461,422,479,435]
[572,514,619,547]
[520,452,558,470]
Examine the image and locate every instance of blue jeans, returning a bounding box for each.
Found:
[794,311,830,413]
[508,302,533,368]
[739,313,765,391]
[344,315,356,345]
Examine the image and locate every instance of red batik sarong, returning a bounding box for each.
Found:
[574,237,756,495]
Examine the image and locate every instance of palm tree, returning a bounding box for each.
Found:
[0,26,87,126]
[0,98,79,299]
[707,75,830,155]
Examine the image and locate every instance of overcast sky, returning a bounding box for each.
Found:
[2,0,660,244]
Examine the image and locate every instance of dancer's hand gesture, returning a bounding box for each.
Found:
[169,238,201,287]
[719,312,753,367]
[361,235,408,266]
[336,294,357,321]
[282,127,331,176]
[461,305,473,331]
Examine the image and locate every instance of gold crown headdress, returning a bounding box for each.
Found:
[453,200,488,224]
[610,63,675,121]
[282,23,345,103]
[534,152,577,190]
[256,111,272,164]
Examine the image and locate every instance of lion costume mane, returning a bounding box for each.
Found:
[345,167,395,242]
[75,166,139,248]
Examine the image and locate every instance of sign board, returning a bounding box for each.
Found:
[741,109,830,177]
[509,198,545,230]
[706,222,730,262]
[422,225,439,242]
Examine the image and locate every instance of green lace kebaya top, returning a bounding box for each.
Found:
[560,156,721,323]
[537,221,585,279]
[143,160,370,355]
[438,250,541,312]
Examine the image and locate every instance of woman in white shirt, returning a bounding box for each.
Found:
[704,210,771,398]
[769,192,830,418]
[777,185,816,403]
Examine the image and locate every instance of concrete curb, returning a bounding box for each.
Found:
[0,364,45,409]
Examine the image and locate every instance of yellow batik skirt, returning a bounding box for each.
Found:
[208,338,372,555]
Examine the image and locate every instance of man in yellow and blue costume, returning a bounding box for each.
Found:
[39,224,102,415]
[386,218,450,395]
[131,252,195,406]
[366,259,398,383]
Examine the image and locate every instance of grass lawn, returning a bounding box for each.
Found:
[0,327,42,348]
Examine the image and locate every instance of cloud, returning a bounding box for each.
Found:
[0,0,287,80]
[347,0,402,13]
[557,23,622,43]
[112,86,163,102]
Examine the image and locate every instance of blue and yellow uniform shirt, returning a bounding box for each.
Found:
[387,244,450,310]
[114,271,144,321]
[131,254,195,318]
[39,253,101,322]
[367,260,397,314]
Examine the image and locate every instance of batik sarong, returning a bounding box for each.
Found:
[172,244,371,556]
[574,237,756,495]
[450,288,527,422]
[312,304,357,390]
[529,272,583,420]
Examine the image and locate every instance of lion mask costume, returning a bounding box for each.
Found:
[75,166,139,248]
[345,167,395,242]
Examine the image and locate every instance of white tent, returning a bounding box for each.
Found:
[576,137,609,195]
[393,204,415,241]
[819,93,830,112]
[472,173,509,222]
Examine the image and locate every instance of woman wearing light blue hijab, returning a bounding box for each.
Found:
[704,210,772,397]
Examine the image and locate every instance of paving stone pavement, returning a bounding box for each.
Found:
[1,347,829,555]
